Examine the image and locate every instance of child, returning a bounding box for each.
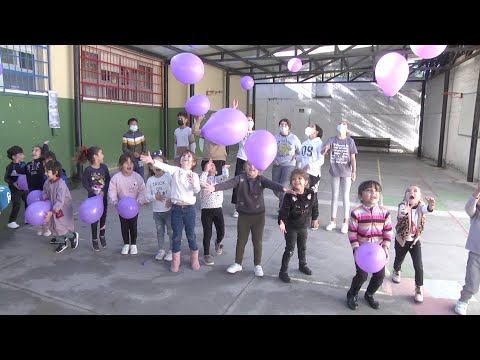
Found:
[122,117,147,180]
[43,151,68,182]
[174,111,196,165]
[202,161,296,277]
[454,183,480,315]
[145,150,173,261]
[297,124,324,195]
[199,159,230,266]
[43,160,79,253]
[4,146,27,229]
[346,180,392,310]
[142,150,201,272]
[108,153,147,255]
[392,184,435,303]
[278,169,319,283]
[26,140,51,236]
[74,146,111,252]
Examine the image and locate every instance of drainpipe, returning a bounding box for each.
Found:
[437,70,450,167]
[73,45,83,178]
[467,70,480,182]
[225,74,230,155]
[163,61,169,158]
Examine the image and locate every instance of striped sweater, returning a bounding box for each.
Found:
[122,130,147,157]
[348,204,393,250]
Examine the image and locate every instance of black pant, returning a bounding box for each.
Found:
[348,262,385,296]
[280,228,308,272]
[200,160,225,175]
[90,195,108,240]
[309,174,320,193]
[9,186,27,223]
[201,207,225,255]
[231,158,247,205]
[393,239,424,286]
[119,214,138,245]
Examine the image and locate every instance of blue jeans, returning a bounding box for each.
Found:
[153,210,173,251]
[171,204,198,253]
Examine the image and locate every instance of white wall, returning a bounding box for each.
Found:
[254,81,422,151]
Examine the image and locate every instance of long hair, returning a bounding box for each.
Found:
[73,146,101,165]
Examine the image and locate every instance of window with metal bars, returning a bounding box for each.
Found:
[80,45,163,106]
[0,45,49,95]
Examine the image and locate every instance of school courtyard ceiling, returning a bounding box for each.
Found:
[125,45,480,83]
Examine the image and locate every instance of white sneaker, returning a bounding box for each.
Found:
[121,244,130,255]
[164,250,173,261]
[37,229,43,236]
[130,245,138,255]
[43,230,52,237]
[155,249,166,260]
[232,210,239,218]
[454,301,468,315]
[341,223,349,234]
[254,265,264,277]
[414,286,424,303]
[7,222,20,229]
[325,221,336,231]
[392,270,401,283]
[227,263,243,274]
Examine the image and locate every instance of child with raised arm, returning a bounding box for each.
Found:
[199,159,230,266]
[202,161,296,277]
[346,180,392,311]
[74,146,111,251]
[141,149,201,272]
[278,169,319,283]
[145,150,173,261]
[392,184,435,303]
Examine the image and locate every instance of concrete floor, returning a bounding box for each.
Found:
[0,152,478,315]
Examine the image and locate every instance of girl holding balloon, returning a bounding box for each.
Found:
[74,146,111,252]
[108,153,147,255]
[346,180,392,311]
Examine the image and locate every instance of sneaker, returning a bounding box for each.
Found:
[155,249,166,261]
[227,263,243,274]
[92,239,100,252]
[130,245,138,255]
[121,244,130,255]
[347,292,359,310]
[43,230,52,237]
[7,222,20,229]
[204,254,214,266]
[299,264,313,275]
[341,223,349,234]
[232,210,239,218]
[99,235,107,248]
[50,237,60,245]
[254,265,264,277]
[37,229,43,236]
[454,301,468,315]
[69,232,79,249]
[215,242,223,255]
[392,270,401,283]
[55,242,68,253]
[164,250,173,261]
[364,292,380,310]
[414,285,424,303]
[325,221,336,231]
[279,271,291,283]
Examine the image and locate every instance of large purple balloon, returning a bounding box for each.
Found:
[240,76,254,91]
[375,52,409,97]
[355,242,387,273]
[170,53,205,84]
[79,195,104,224]
[244,130,277,171]
[25,200,52,226]
[185,94,210,116]
[117,196,139,219]
[201,108,249,146]
[27,190,43,205]
[410,45,447,59]
[17,175,29,191]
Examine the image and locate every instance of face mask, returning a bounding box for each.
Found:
[305,127,313,136]
[248,120,254,129]
[337,124,347,134]
[178,120,185,126]
[280,126,289,134]
[130,125,138,132]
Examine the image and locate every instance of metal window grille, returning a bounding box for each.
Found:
[80,45,163,106]
[0,45,49,95]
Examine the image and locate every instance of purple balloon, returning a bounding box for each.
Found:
[244,130,277,171]
[288,57,302,72]
[79,195,104,224]
[185,94,210,116]
[201,108,249,146]
[170,53,205,84]
[375,52,409,97]
[25,200,52,226]
[240,76,254,91]
[117,196,139,219]
[410,45,447,59]
[17,175,29,191]
[27,190,43,205]
[355,242,387,273]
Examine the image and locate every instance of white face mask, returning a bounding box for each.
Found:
[336,124,347,134]
[305,127,313,136]
[248,120,254,130]
[279,126,289,134]
[130,125,138,132]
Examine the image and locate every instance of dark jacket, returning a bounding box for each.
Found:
[4,162,26,187]
[122,130,147,158]
[278,189,319,230]
[26,143,49,191]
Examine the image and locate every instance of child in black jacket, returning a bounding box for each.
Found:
[4,146,27,229]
